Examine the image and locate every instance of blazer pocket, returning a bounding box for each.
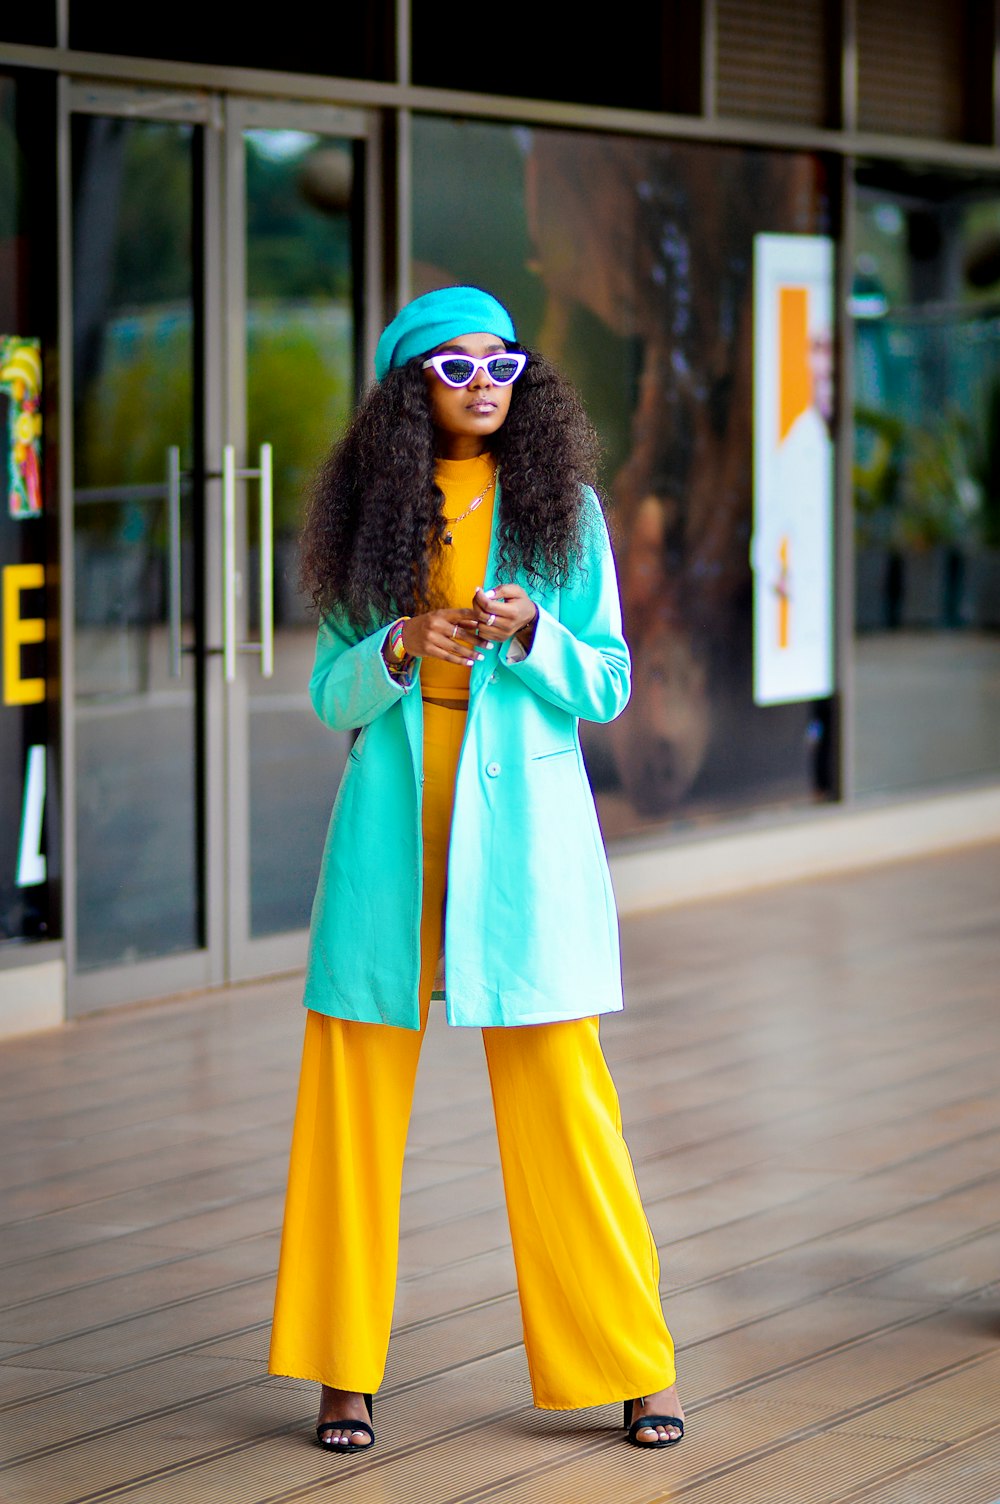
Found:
[530,745,576,762]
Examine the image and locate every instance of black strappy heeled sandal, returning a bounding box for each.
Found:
[315,1392,374,1455]
[624,1398,685,1448]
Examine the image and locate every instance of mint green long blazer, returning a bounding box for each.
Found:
[301,486,631,1030]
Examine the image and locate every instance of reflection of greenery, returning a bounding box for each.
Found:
[904,410,980,547]
[78,315,193,494]
[247,139,352,301]
[855,403,991,550]
[853,406,905,547]
[78,307,351,535]
[248,314,352,535]
[92,123,352,314]
[76,125,355,537]
[112,123,193,307]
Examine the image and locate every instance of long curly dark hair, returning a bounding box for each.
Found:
[299,350,602,629]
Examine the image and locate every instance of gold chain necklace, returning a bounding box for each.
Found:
[442,464,498,545]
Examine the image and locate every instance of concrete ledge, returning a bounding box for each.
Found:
[610,784,1000,915]
[0,959,65,1040]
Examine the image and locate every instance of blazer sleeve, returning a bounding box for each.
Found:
[309,613,416,731]
[498,488,631,725]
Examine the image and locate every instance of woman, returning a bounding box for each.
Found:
[268,285,685,1455]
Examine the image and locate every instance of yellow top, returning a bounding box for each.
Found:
[421,453,497,702]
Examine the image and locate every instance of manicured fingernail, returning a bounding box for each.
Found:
[466,658,475,666]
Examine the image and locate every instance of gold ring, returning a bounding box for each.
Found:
[451,624,458,639]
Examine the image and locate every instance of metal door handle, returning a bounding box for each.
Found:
[223,443,237,682]
[259,443,274,679]
[221,442,275,682]
[166,446,183,678]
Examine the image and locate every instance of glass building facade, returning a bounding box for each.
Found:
[2,1,999,1029]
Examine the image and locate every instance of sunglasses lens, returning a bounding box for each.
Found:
[438,358,476,386]
[486,356,522,383]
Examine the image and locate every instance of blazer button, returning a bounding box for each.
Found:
[486,761,501,778]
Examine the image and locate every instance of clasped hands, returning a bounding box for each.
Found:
[399,585,537,666]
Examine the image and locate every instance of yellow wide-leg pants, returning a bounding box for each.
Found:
[268,702,676,1409]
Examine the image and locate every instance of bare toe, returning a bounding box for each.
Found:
[628,1384,686,1446]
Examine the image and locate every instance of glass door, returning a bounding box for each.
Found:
[68,91,210,1007]
[221,98,377,981]
[65,86,377,1010]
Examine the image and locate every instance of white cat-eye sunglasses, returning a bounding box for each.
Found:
[422,352,528,388]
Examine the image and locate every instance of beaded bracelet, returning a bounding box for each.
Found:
[386,616,410,663]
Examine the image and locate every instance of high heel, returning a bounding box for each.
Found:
[316,1392,374,1454]
[624,1397,684,1448]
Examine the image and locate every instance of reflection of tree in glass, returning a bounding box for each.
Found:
[904,408,980,549]
[78,319,192,496]
[77,131,358,527]
[853,406,906,548]
[111,124,193,308]
[74,316,191,607]
[71,115,194,476]
[246,135,353,301]
[248,319,352,536]
[78,315,351,537]
[245,133,356,541]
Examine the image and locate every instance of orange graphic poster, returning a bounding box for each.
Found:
[752,235,834,705]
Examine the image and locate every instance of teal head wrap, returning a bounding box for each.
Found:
[374,286,517,381]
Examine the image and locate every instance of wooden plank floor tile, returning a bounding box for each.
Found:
[1,841,999,1504]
